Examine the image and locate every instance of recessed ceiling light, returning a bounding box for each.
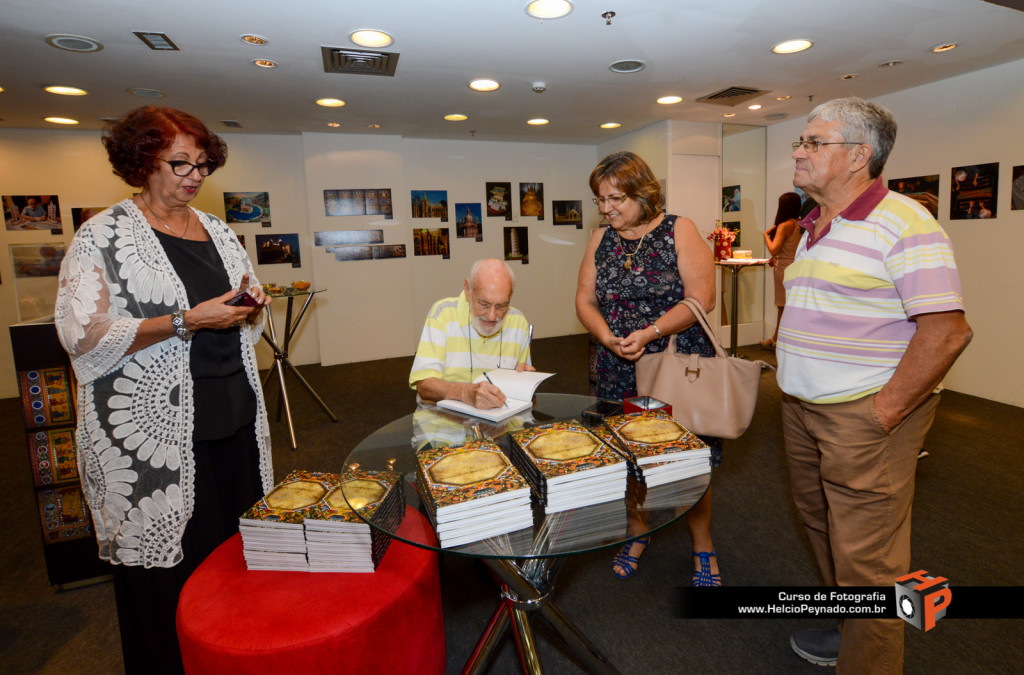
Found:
[776,95,791,101]
[609,59,646,74]
[772,39,813,54]
[931,42,957,53]
[839,73,858,80]
[240,34,269,46]
[128,88,166,98]
[327,122,340,127]
[469,79,500,92]
[723,113,736,118]
[316,98,346,107]
[525,0,573,20]
[527,118,549,125]
[349,30,393,48]
[600,122,621,129]
[253,59,277,68]
[879,59,903,68]
[45,117,79,125]
[657,95,682,105]
[368,124,380,129]
[444,114,468,121]
[44,86,88,96]
[0,86,5,93]
[748,104,762,110]
[45,34,103,53]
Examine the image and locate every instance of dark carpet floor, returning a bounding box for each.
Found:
[1,334,1021,674]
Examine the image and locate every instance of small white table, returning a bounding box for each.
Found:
[716,259,770,356]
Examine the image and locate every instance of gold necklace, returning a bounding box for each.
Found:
[142,194,191,239]
[616,224,649,270]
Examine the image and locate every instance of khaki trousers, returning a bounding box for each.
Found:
[782,392,939,675]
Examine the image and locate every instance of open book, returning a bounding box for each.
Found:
[436,368,554,422]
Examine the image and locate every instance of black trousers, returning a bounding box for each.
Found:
[111,421,263,675]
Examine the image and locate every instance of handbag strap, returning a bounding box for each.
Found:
[679,297,728,359]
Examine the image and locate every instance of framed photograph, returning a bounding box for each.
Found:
[486,182,512,220]
[372,244,406,260]
[552,200,583,228]
[314,230,384,247]
[950,162,998,220]
[224,191,271,224]
[4,195,63,233]
[888,175,940,217]
[722,185,741,213]
[519,182,544,219]
[366,188,393,218]
[503,226,529,264]
[411,190,449,221]
[1012,165,1024,211]
[412,228,450,258]
[722,221,741,248]
[10,244,66,321]
[455,203,483,240]
[71,206,107,233]
[255,233,301,267]
[333,246,373,261]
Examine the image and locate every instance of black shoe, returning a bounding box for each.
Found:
[790,628,840,667]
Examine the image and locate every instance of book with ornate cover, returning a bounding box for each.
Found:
[36,484,94,543]
[415,440,531,517]
[601,410,710,465]
[27,427,79,487]
[19,367,75,429]
[305,469,403,527]
[240,470,340,526]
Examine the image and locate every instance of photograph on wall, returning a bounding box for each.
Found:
[888,174,939,217]
[71,207,106,232]
[455,203,483,240]
[950,162,998,219]
[552,200,583,228]
[722,185,741,213]
[486,182,512,220]
[503,226,529,264]
[722,221,741,248]
[412,228,450,258]
[373,244,406,260]
[314,230,384,247]
[255,233,301,267]
[224,191,271,225]
[4,195,63,233]
[366,189,393,218]
[411,190,448,221]
[323,188,394,219]
[1012,165,1024,211]
[236,234,246,249]
[333,246,373,261]
[519,182,544,219]
[10,244,66,321]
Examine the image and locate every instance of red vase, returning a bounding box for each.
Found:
[714,239,732,261]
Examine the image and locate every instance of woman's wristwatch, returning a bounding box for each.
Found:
[171,309,193,340]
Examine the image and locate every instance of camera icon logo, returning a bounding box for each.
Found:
[894,570,951,632]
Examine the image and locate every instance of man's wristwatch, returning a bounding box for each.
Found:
[171,309,193,340]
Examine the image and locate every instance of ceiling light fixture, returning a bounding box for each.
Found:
[316,98,346,107]
[469,79,500,92]
[609,59,646,74]
[931,42,957,53]
[723,113,736,118]
[525,0,573,20]
[45,34,103,53]
[657,95,682,105]
[327,122,340,127]
[240,34,269,46]
[128,88,166,98]
[776,95,791,101]
[600,122,621,129]
[368,124,380,129]
[879,59,904,68]
[253,59,277,68]
[748,104,762,110]
[444,114,468,121]
[772,39,813,54]
[349,30,393,48]
[44,117,79,125]
[839,73,858,80]
[527,118,549,125]
[44,86,88,96]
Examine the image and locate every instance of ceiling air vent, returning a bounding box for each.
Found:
[133,31,180,51]
[696,86,770,107]
[321,47,399,76]
[221,120,243,128]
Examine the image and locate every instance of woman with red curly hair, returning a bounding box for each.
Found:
[55,106,272,674]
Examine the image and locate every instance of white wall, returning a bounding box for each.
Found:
[766,58,1024,407]
[722,128,767,329]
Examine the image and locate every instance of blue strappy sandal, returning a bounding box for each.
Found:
[611,537,650,579]
[692,550,722,587]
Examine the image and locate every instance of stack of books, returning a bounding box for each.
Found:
[600,410,711,487]
[304,469,405,573]
[508,420,628,513]
[239,470,337,571]
[415,439,533,548]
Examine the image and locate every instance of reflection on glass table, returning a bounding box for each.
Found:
[343,393,711,674]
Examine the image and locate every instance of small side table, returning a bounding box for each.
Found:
[261,289,338,450]
[716,259,770,356]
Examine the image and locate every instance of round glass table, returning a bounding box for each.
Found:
[343,393,711,674]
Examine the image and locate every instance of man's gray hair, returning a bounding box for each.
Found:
[808,97,897,179]
[468,258,516,291]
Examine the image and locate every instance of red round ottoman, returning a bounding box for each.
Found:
[177,506,445,674]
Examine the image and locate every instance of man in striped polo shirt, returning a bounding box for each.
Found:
[779,98,972,672]
[410,258,533,408]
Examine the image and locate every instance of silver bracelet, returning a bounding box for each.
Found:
[651,323,662,338]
